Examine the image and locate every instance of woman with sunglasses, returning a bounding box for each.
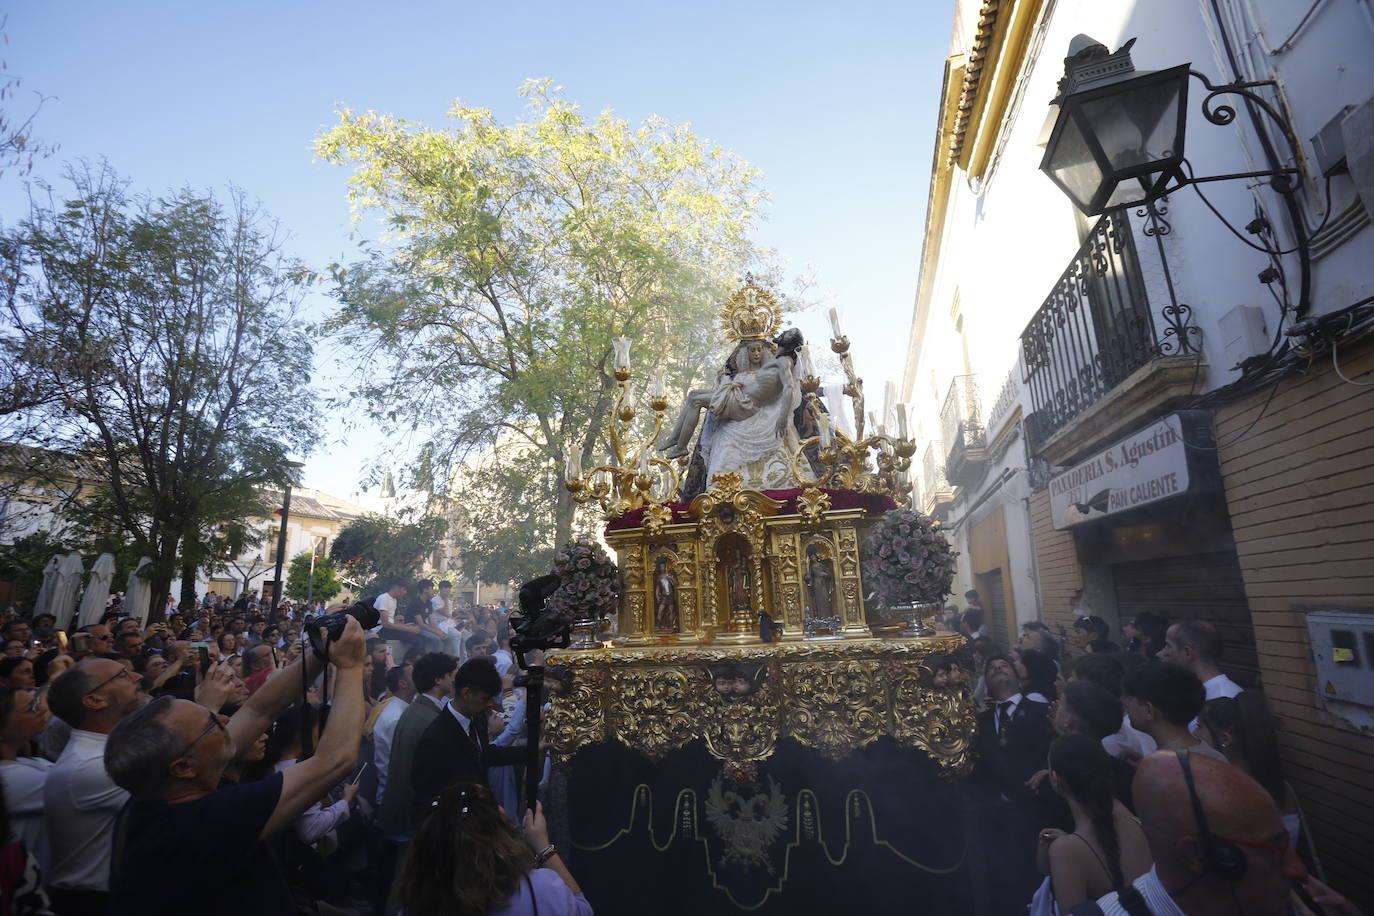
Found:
[0,686,54,873]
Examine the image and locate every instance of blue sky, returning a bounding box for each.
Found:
[3,0,950,500]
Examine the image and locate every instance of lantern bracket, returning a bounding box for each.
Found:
[1183,70,1303,194]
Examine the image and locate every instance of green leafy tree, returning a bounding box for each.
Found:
[0,529,69,606]
[316,80,775,580]
[329,513,447,586]
[0,165,319,621]
[285,550,342,602]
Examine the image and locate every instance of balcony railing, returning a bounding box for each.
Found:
[940,374,988,487]
[1019,207,1200,454]
[921,440,954,518]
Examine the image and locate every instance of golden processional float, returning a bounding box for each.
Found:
[547,280,976,778]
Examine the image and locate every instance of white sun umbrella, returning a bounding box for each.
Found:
[124,557,153,625]
[76,553,117,628]
[31,556,62,618]
[49,552,87,631]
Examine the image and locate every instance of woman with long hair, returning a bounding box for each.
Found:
[400,783,592,916]
[1036,734,1151,912]
[1198,693,1307,852]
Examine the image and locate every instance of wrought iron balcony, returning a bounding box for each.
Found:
[1019,206,1202,462]
[940,374,988,488]
[921,440,955,519]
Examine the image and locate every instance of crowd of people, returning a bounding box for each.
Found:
[1,573,1369,915]
[935,603,1361,916]
[0,579,590,916]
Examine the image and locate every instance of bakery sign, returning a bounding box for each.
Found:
[1049,412,1208,529]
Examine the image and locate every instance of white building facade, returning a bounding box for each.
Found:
[904,0,1374,901]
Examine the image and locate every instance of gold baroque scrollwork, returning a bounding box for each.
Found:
[797,487,831,524]
[782,660,886,759]
[549,637,976,775]
[643,503,673,537]
[608,666,701,758]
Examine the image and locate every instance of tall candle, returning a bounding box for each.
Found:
[894,403,909,439]
[828,307,843,339]
[637,446,650,475]
[651,369,666,399]
[612,336,632,371]
[818,411,833,449]
[564,446,581,480]
[799,345,815,379]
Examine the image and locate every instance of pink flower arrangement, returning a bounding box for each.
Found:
[547,536,620,620]
[861,508,957,607]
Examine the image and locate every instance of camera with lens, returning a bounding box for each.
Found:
[303,602,381,661]
[508,573,572,668]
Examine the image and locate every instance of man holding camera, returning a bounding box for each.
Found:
[102,617,368,916]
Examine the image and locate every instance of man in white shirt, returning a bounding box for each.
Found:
[1159,619,1243,700]
[370,577,409,639]
[371,663,415,805]
[1159,619,1242,734]
[43,657,147,915]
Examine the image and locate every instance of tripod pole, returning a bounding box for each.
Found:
[524,663,545,813]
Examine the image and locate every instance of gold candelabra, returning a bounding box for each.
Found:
[564,337,681,520]
[789,328,917,504]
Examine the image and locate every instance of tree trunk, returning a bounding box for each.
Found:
[146,535,180,624]
[179,561,199,612]
[555,483,576,549]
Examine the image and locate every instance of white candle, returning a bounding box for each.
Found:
[564,446,581,480]
[799,345,815,379]
[828,307,843,339]
[868,410,879,432]
[818,411,832,449]
[613,336,632,370]
[894,403,909,439]
[637,446,650,475]
[651,369,666,399]
[622,387,635,412]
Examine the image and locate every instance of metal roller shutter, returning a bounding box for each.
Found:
[1111,550,1259,688]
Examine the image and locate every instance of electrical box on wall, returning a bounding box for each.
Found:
[1307,611,1374,707]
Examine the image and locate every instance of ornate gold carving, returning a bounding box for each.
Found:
[782,660,885,758]
[707,471,745,501]
[609,666,701,758]
[642,503,673,537]
[797,486,831,524]
[547,637,976,777]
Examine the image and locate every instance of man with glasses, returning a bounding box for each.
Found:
[103,617,368,916]
[43,656,147,915]
[1089,751,1358,915]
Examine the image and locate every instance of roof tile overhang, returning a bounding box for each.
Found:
[946,0,1050,178]
[948,0,1003,167]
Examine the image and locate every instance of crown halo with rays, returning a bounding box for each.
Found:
[720,276,783,343]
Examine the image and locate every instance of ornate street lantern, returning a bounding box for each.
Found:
[1041,37,1191,216]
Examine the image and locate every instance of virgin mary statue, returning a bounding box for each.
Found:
[657,283,807,495]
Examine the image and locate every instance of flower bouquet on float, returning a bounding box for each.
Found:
[547,536,620,650]
[861,507,957,637]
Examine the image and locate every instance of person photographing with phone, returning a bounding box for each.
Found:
[103,615,369,916]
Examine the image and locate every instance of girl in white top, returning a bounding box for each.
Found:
[0,687,54,872]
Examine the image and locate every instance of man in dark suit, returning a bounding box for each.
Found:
[970,652,1058,913]
[410,657,525,824]
[376,651,456,911]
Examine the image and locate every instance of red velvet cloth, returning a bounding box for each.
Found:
[604,488,897,532]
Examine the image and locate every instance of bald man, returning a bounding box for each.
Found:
[1092,750,1328,916]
